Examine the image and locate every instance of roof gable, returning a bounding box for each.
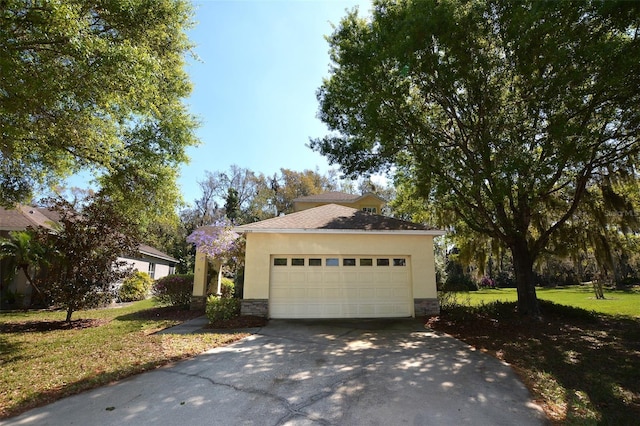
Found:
[235,204,444,234]
[293,191,385,205]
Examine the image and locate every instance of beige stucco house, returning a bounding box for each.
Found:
[191,194,444,319]
[293,191,386,214]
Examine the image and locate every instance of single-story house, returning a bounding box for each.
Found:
[118,244,178,281]
[191,193,445,319]
[0,205,178,308]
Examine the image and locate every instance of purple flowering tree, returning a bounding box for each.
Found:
[187,218,243,296]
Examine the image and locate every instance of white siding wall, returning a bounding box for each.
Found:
[118,257,175,281]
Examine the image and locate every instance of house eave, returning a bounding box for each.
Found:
[233,227,446,236]
[137,250,179,264]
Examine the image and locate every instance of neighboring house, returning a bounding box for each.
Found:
[191,194,445,319]
[0,205,177,308]
[118,244,178,281]
[292,191,386,214]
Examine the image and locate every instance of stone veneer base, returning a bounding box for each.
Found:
[190,295,206,311]
[241,299,269,317]
[414,298,440,316]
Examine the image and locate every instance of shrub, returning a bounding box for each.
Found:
[616,276,639,289]
[206,295,240,322]
[494,271,516,288]
[152,274,194,308]
[443,255,477,291]
[227,268,245,299]
[221,277,234,298]
[479,276,496,289]
[118,271,153,302]
[208,276,235,298]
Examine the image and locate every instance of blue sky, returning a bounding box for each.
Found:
[177,0,373,203]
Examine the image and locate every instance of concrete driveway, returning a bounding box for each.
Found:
[2,319,546,425]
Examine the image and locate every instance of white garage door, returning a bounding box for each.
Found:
[269,255,412,319]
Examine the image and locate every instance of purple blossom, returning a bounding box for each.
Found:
[187,218,240,260]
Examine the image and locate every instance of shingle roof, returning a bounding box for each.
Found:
[139,244,179,263]
[235,204,443,233]
[0,205,178,262]
[0,205,58,231]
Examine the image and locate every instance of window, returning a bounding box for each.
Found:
[360,258,373,266]
[393,258,407,266]
[309,258,322,266]
[148,263,156,279]
[326,258,339,266]
[343,258,356,266]
[376,258,390,266]
[292,258,305,266]
[274,258,287,266]
[362,207,377,213]
[168,266,175,275]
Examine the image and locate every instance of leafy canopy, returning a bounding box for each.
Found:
[0,0,198,219]
[312,0,640,316]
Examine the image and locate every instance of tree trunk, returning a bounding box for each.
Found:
[66,307,73,323]
[510,239,541,318]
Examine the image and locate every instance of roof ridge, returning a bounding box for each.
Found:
[231,203,443,233]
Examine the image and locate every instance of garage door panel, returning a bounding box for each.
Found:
[307,288,323,298]
[324,272,341,283]
[344,288,362,300]
[324,304,342,315]
[307,272,324,283]
[358,271,374,282]
[391,271,409,281]
[374,271,392,283]
[269,255,412,319]
[342,271,358,281]
[358,288,376,300]
[271,271,289,281]
[358,304,376,315]
[325,288,342,299]
[375,288,395,299]
[289,271,306,282]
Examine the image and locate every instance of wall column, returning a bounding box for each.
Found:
[190,249,208,310]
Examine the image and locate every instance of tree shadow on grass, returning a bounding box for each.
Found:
[115,306,204,323]
[0,334,25,366]
[0,319,108,333]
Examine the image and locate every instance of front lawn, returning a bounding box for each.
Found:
[0,300,249,419]
[429,298,640,424]
[455,285,640,317]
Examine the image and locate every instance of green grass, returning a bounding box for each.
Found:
[456,285,640,317]
[0,300,248,419]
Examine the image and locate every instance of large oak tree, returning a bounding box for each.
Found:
[0,0,198,226]
[311,0,640,317]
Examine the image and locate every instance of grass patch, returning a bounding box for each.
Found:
[428,298,640,424]
[459,285,640,317]
[0,300,249,419]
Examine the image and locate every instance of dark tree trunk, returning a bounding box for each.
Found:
[65,307,74,323]
[510,238,541,318]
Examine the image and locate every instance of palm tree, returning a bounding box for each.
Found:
[0,230,45,305]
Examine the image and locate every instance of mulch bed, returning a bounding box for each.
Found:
[206,315,268,329]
